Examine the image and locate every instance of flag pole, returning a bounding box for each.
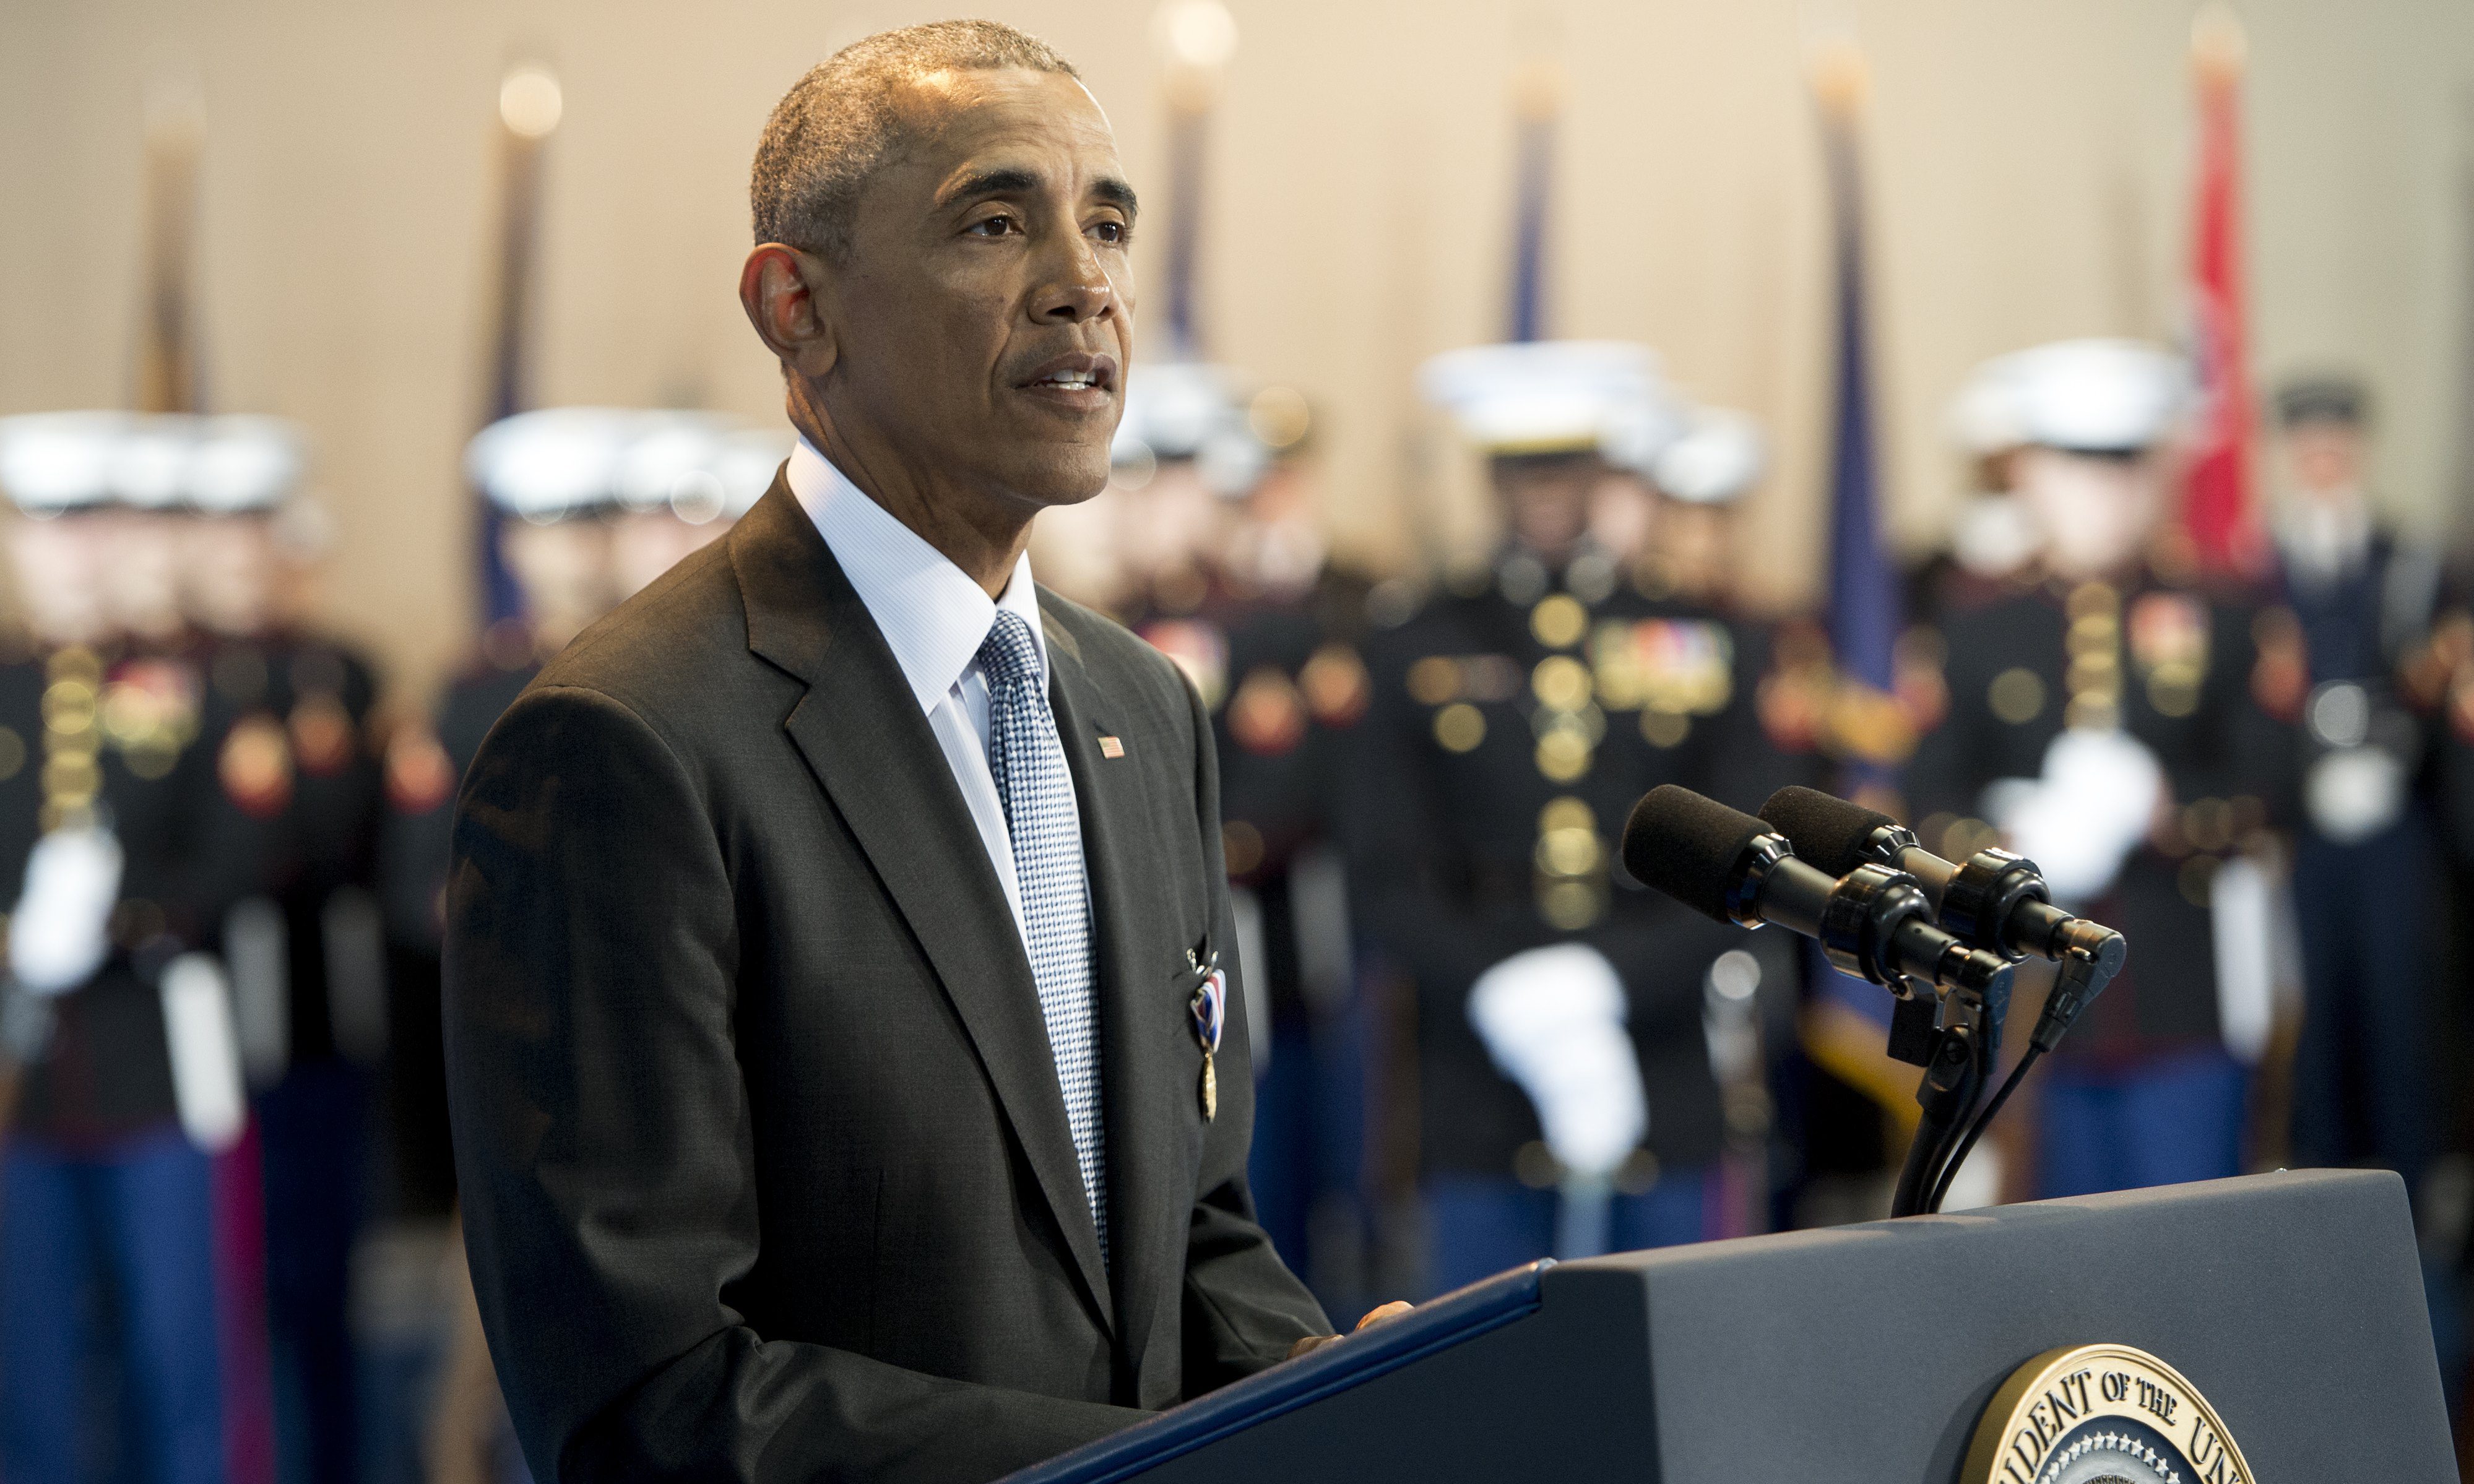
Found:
[476,64,561,630]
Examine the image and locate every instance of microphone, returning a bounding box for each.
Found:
[1755,785,2127,1052]
[1757,786,2116,964]
[1621,785,2011,1004]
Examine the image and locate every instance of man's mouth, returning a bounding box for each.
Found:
[1016,353,1118,407]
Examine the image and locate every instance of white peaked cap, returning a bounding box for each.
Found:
[190,416,309,514]
[112,414,204,511]
[466,407,638,520]
[1966,340,2192,455]
[0,412,132,513]
[1419,340,1674,458]
[1599,390,1691,479]
[714,428,794,520]
[1112,360,1267,496]
[1948,356,2031,455]
[1651,408,1765,505]
[616,412,729,515]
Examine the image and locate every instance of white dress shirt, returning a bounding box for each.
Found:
[785,437,1090,948]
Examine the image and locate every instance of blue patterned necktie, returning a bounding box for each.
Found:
[977,608,1107,1264]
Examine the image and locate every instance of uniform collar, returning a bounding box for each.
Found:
[785,436,1045,714]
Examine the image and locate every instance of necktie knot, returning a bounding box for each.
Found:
[978,610,1043,693]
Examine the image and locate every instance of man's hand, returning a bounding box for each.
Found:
[1286,1301,1414,1361]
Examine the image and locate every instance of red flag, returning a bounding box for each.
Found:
[2184,12,2266,576]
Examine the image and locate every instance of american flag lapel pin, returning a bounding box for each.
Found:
[1097,735,1125,759]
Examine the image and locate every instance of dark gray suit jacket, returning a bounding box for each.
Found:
[443,480,1328,1483]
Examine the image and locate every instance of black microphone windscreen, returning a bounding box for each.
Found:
[1758,785,1899,877]
[1622,785,1772,924]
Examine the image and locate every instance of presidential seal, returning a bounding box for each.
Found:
[1963,1344,2256,1484]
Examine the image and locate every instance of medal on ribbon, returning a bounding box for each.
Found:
[1188,953,1225,1121]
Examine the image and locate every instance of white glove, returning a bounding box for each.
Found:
[1989,727,2163,906]
[1467,944,1645,1179]
[11,826,124,996]
[2208,856,2277,1065]
[160,952,246,1154]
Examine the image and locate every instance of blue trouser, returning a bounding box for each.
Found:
[2290,819,2436,1192]
[1,1128,226,1484]
[1422,1167,1713,1299]
[259,1059,366,1484]
[2036,1047,2247,1199]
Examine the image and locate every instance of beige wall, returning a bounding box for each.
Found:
[3,0,2470,704]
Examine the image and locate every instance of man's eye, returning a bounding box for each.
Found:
[1091,220,1130,246]
[966,215,1020,238]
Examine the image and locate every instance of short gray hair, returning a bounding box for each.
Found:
[751,20,1079,261]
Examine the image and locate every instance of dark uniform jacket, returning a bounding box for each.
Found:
[194,630,387,1072]
[1349,551,1756,1180]
[1906,564,2291,1061]
[2273,528,2445,829]
[5,639,226,1148]
[443,485,1324,1484]
[376,649,536,1217]
[1200,571,1373,1024]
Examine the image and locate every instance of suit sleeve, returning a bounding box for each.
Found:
[444,684,1140,1484]
[1173,670,1335,1386]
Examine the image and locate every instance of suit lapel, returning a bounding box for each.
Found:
[732,482,1115,1334]
[1042,605,1195,1396]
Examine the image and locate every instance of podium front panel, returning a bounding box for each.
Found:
[1013,1170,2453,1482]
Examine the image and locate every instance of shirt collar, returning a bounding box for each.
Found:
[785,436,1046,714]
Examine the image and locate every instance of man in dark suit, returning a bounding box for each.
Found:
[443,21,1390,1483]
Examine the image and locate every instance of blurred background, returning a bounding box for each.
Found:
[4,0,2474,1481]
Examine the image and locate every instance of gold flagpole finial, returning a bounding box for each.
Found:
[1808,33,1869,119]
[2191,3,2247,87]
[499,64,563,140]
[1154,0,1238,115]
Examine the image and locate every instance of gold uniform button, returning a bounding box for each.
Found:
[1530,655,1592,711]
[1530,595,1588,650]
[1534,826,1602,878]
[1640,709,1690,748]
[1534,728,1591,780]
[2064,582,2121,620]
[1537,795,1594,834]
[1433,702,1487,753]
[1537,879,1602,930]
[1987,667,2046,724]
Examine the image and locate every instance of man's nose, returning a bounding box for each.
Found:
[1030,233,1116,325]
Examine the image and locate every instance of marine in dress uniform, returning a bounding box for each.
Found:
[385,408,776,1484]
[180,416,387,1484]
[1624,408,1822,1227]
[1099,365,1381,1310]
[1904,342,2292,1199]
[0,412,244,1484]
[2263,377,2450,1197]
[1352,342,1750,1294]
[375,408,642,1225]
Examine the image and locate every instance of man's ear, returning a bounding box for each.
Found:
[740,243,839,381]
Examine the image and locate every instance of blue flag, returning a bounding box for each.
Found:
[1821,115,1898,731]
[1804,93,1918,1114]
[1505,108,1553,343]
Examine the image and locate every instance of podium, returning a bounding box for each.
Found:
[1006,1170,2454,1483]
